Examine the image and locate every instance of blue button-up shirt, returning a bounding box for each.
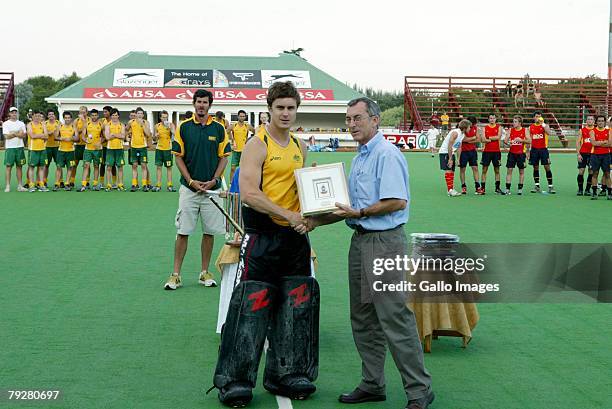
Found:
[346,131,410,230]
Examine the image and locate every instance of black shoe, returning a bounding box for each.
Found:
[599,189,607,197]
[265,375,316,400]
[130,185,139,192]
[577,190,583,196]
[406,390,435,409]
[218,382,253,408]
[339,387,386,404]
[495,188,506,195]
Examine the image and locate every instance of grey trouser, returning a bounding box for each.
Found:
[348,226,432,400]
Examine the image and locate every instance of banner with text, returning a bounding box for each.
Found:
[83,88,334,101]
[163,69,213,87]
[213,70,262,88]
[113,69,164,87]
[261,70,312,88]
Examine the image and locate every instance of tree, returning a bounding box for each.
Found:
[380,105,403,127]
[16,72,80,120]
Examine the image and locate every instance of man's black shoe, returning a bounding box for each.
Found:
[406,390,435,409]
[338,387,386,404]
[265,375,316,400]
[218,382,252,408]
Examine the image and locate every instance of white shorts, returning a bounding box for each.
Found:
[175,184,225,236]
[428,136,437,148]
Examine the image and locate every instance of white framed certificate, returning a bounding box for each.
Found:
[294,162,350,216]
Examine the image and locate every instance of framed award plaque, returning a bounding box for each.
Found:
[294,162,350,216]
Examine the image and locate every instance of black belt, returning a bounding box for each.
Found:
[353,224,403,235]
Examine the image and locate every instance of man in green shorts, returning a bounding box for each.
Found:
[79,109,104,192]
[55,111,79,191]
[103,108,127,191]
[153,110,176,192]
[26,111,49,192]
[3,107,28,192]
[44,109,60,187]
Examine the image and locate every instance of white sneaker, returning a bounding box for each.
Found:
[4,186,9,192]
[198,271,217,287]
[447,189,461,197]
[17,185,28,192]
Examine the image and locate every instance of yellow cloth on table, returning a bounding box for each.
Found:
[408,301,479,341]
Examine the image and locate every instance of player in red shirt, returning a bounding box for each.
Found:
[588,115,611,200]
[459,116,482,194]
[503,115,531,195]
[480,114,505,194]
[528,111,556,193]
[576,115,595,195]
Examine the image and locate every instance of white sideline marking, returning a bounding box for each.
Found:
[276,395,294,409]
[264,340,294,409]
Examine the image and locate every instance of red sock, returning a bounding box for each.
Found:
[444,172,454,191]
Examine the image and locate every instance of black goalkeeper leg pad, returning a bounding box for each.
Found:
[214,280,278,407]
[264,276,320,400]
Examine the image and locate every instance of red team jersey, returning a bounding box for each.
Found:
[483,124,500,152]
[462,125,477,151]
[579,126,594,154]
[529,123,547,149]
[591,127,610,155]
[509,127,526,154]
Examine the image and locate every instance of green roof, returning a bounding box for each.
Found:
[50,51,363,101]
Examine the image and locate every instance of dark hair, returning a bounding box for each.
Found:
[158,110,169,122]
[467,116,477,125]
[259,112,269,122]
[33,110,42,115]
[215,111,225,119]
[237,109,247,116]
[595,115,606,122]
[135,107,144,113]
[533,111,542,117]
[267,81,301,107]
[488,113,496,117]
[184,111,193,119]
[193,89,213,104]
[63,111,72,118]
[586,114,595,120]
[90,109,98,114]
[46,108,55,115]
[103,105,113,112]
[110,108,120,116]
[130,110,136,114]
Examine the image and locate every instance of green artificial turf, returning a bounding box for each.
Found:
[0,151,610,409]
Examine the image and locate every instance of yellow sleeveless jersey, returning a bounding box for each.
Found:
[75,117,89,145]
[232,122,249,152]
[29,122,46,151]
[107,122,124,149]
[130,120,147,148]
[45,120,60,148]
[59,124,75,152]
[257,127,304,226]
[155,122,172,150]
[85,121,103,150]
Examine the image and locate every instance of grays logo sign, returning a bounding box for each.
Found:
[164,70,213,87]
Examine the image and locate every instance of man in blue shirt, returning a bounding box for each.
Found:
[308,97,433,409]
